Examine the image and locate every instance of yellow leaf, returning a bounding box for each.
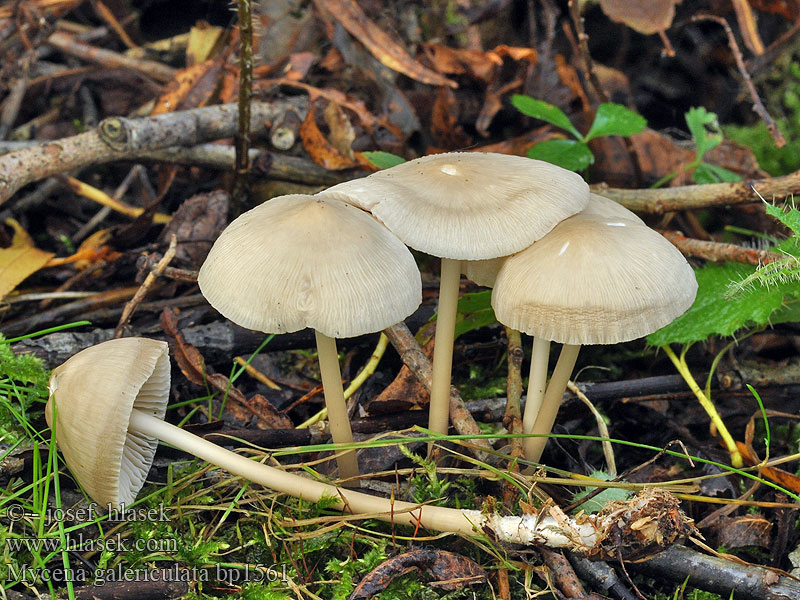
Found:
[0,219,55,300]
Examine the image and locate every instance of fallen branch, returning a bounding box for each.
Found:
[0,100,306,203]
[631,544,800,600]
[661,230,785,265]
[592,171,800,214]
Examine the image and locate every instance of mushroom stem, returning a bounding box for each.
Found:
[314,330,360,482]
[521,337,550,460]
[127,408,599,547]
[428,257,461,438]
[525,344,581,463]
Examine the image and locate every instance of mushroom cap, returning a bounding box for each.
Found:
[492,213,697,345]
[461,194,642,288]
[45,338,170,508]
[198,194,422,338]
[581,193,645,225]
[319,152,590,260]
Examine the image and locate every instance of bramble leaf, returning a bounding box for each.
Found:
[584,103,647,141]
[686,106,723,161]
[526,139,594,172]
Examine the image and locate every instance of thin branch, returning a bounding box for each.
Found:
[661,230,785,265]
[591,169,800,214]
[691,14,785,148]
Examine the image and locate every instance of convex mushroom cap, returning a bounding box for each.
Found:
[197,194,422,338]
[319,152,591,259]
[492,212,697,345]
[45,337,170,508]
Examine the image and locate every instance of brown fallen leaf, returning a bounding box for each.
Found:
[598,0,681,36]
[712,514,772,550]
[157,190,230,269]
[350,549,486,599]
[314,0,456,89]
[0,219,55,301]
[300,103,370,170]
[160,308,292,430]
[734,408,800,494]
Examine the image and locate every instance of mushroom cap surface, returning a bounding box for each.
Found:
[319,152,590,260]
[198,194,422,338]
[462,194,642,288]
[492,213,697,345]
[45,337,170,508]
[581,193,645,224]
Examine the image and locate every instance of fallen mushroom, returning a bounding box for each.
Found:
[45,337,693,556]
[320,152,589,439]
[491,209,697,463]
[197,194,422,481]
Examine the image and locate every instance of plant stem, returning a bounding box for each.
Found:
[526,344,582,463]
[428,257,461,438]
[314,330,360,482]
[662,344,743,467]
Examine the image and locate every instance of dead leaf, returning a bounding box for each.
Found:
[160,308,206,385]
[314,0,457,88]
[301,103,369,169]
[151,58,225,115]
[187,22,226,65]
[735,408,800,494]
[323,101,356,159]
[432,87,470,148]
[0,219,55,301]
[598,0,681,35]
[158,190,230,268]
[713,514,772,550]
[350,549,486,599]
[750,0,800,20]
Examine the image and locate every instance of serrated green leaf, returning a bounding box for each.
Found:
[512,95,582,139]
[362,151,406,170]
[526,139,594,172]
[647,261,800,345]
[765,202,800,235]
[686,106,722,161]
[584,103,647,141]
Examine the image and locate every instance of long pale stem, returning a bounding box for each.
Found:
[428,257,461,438]
[521,337,550,460]
[314,330,360,482]
[525,344,581,463]
[128,408,599,546]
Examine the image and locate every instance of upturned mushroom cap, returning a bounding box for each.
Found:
[319,152,590,260]
[492,213,697,345]
[45,338,170,508]
[198,194,421,338]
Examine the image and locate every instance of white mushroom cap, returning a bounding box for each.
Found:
[45,338,170,508]
[581,193,645,225]
[198,194,422,338]
[319,152,590,260]
[492,213,697,345]
[461,194,642,288]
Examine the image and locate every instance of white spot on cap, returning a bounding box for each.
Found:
[440,164,459,176]
[606,221,627,227]
[558,241,570,256]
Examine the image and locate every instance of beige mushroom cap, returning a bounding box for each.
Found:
[45,338,170,508]
[462,194,642,288]
[492,213,697,345]
[581,193,645,225]
[320,152,590,260]
[198,194,422,338]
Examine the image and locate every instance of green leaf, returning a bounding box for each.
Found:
[571,471,631,514]
[647,260,800,345]
[692,163,741,185]
[362,151,406,170]
[686,106,723,161]
[584,103,647,141]
[453,291,496,339]
[765,202,800,235]
[511,94,582,140]
[526,139,594,172]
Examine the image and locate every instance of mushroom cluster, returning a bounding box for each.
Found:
[43,151,697,522]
